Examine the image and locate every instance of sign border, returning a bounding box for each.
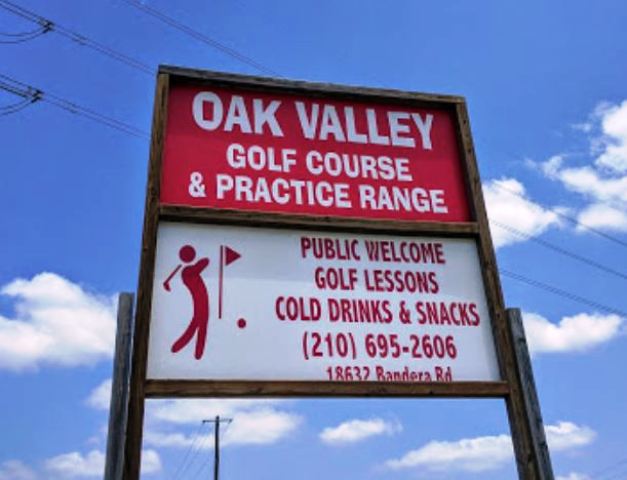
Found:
[123,66,541,479]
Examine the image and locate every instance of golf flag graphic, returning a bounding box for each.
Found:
[219,245,241,319]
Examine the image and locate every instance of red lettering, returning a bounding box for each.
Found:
[300,237,312,258]
[470,303,480,326]
[275,296,321,321]
[315,267,358,290]
[363,240,446,264]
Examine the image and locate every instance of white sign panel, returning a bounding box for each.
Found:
[147,222,500,382]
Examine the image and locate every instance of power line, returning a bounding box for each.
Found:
[0,73,41,116]
[0,0,153,74]
[0,1,52,43]
[492,221,627,282]
[119,0,279,76]
[0,96,38,115]
[589,455,627,480]
[491,174,627,250]
[501,269,627,317]
[0,73,148,138]
[174,423,213,480]
[190,456,213,480]
[170,421,206,480]
[0,23,51,43]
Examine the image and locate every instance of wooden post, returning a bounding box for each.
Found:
[104,293,135,480]
[124,72,169,480]
[507,308,554,480]
[454,100,550,479]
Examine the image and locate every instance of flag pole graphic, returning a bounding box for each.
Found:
[219,246,224,319]
[218,245,241,320]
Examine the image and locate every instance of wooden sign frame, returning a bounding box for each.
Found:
[123,66,547,479]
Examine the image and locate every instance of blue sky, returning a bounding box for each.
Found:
[1,0,626,479]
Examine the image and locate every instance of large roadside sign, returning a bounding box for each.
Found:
[123,66,545,479]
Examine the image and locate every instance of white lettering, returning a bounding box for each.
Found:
[431,189,448,213]
[319,105,346,142]
[411,113,434,150]
[226,143,246,168]
[388,112,415,147]
[216,173,234,198]
[224,95,252,133]
[366,109,390,145]
[359,184,377,209]
[358,184,450,213]
[344,106,368,144]
[253,99,283,136]
[295,102,319,139]
[192,92,223,131]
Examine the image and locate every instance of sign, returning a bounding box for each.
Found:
[147,223,499,382]
[122,67,550,480]
[161,84,470,222]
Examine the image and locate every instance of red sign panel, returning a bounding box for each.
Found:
[161,84,470,222]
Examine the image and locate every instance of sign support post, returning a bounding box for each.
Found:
[119,67,554,479]
[507,308,555,479]
[104,292,135,480]
[123,72,169,480]
[455,102,554,479]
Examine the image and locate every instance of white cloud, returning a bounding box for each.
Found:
[45,450,105,478]
[557,473,591,480]
[89,388,301,448]
[0,273,116,371]
[45,449,160,478]
[146,410,302,448]
[541,157,627,216]
[319,418,402,445]
[0,460,37,480]
[86,378,112,411]
[140,450,162,475]
[545,421,596,451]
[595,100,627,173]
[144,430,209,449]
[385,421,594,473]
[483,178,562,248]
[149,398,286,424]
[577,203,627,231]
[222,409,302,446]
[523,311,623,354]
[385,433,512,472]
[144,399,301,448]
[540,100,627,232]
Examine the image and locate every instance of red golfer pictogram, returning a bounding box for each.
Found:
[163,244,210,360]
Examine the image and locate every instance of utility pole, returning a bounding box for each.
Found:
[202,416,232,480]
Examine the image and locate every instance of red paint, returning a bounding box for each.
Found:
[167,245,210,360]
[160,84,470,222]
[275,296,322,321]
[224,246,241,266]
[218,245,224,319]
[218,244,241,319]
[300,236,361,261]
